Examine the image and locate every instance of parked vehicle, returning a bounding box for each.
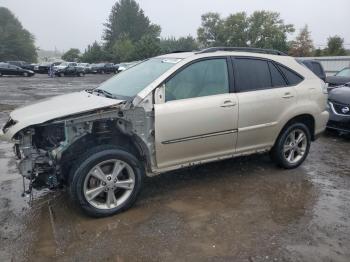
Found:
[7,61,35,71]
[1,47,329,217]
[91,63,117,74]
[326,67,350,87]
[78,63,92,74]
[327,82,350,133]
[0,62,35,77]
[54,62,85,77]
[296,59,326,82]
[34,62,61,74]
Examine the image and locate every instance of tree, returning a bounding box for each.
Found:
[223,12,249,47]
[81,42,107,63]
[160,36,198,53]
[61,48,81,61]
[197,12,224,47]
[0,7,37,62]
[288,25,314,57]
[111,35,135,62]
[324,36,346,56]
[135,34,161,60]
[197,11,294,51]
[103,0,160,49]
[248,11,294,51]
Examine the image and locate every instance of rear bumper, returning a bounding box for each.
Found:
[314,110,329,139]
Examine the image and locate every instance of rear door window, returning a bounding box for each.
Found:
[234,58,272,92]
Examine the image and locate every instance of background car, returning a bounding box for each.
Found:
[34,62,61,74]
[327,82,350,134]
[326,67,350,88]
[296,59,326,82]
[91,63,117,74]
[0,62,35,77]
[7,61,35,71]
[78,63,92,74]
[54,62,85,77]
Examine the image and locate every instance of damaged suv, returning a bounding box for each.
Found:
[1,47,329,217]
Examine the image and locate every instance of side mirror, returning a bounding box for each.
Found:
[154,85,165,104]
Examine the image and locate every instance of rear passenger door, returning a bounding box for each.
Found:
[232,57,302,153]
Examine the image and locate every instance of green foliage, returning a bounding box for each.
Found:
[197,13,224,47]
[102,0,162,62]
[111,35,136,62]
[197,11,294,51]
[223,12,249,47]
[324,36,346,56]
[0,7,37,62]
[248,11,294,51]
[135,34,161,60]
[160,36,198,53]
[61,48,81,61]
[81,42,108,63]
[288,25,314,57]
[103,0,160,48]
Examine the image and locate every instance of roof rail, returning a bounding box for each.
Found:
[196,47,288,56]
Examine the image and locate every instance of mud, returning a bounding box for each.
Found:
[0,75,349,262]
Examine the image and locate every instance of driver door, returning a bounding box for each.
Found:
[154,58,238,169]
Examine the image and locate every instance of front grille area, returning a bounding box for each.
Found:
[330,101,350,116]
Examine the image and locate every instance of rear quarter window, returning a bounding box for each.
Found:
[276,64,303,85]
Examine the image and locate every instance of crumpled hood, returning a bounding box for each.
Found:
[328,86,350,105]
[3,91,124,140]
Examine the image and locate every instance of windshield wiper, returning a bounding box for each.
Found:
[92,89,115,98]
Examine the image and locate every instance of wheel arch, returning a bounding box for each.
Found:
[276,114,316,145]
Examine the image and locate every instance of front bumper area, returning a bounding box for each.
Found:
[327,103,350,133]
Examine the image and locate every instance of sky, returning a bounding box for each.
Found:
[1,0,349,52]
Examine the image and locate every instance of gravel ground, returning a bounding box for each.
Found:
[0,74,349,262]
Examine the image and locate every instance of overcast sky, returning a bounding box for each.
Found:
[1,0,349,52]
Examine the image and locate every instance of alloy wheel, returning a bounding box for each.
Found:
[83,159,135,210]
[283,129,307,164]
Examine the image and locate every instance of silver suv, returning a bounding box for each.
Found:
[1,47,329,217]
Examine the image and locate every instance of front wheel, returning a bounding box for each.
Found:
[270,123,311,169]
[69,145,144,217]
[23,72,29,77]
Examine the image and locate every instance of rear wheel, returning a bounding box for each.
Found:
[69,145,144,217]
[271,123,311,169]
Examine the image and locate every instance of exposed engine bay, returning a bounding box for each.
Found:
[9,103,155,196]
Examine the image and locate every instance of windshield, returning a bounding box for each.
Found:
[336,68,350,77]
[97,58,181,98]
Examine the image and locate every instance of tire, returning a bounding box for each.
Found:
[0,72,2,77]
[270,122,311,169]
[79,72,84,77]
[59,72,64,77]
[101,70,105,74]
[69,145,144,217]
[23,72,28,77]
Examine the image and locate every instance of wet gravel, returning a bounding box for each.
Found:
[0,74,349,262]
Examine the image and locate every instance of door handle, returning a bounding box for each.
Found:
[221,100,236,107]
[282,92,294,99]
